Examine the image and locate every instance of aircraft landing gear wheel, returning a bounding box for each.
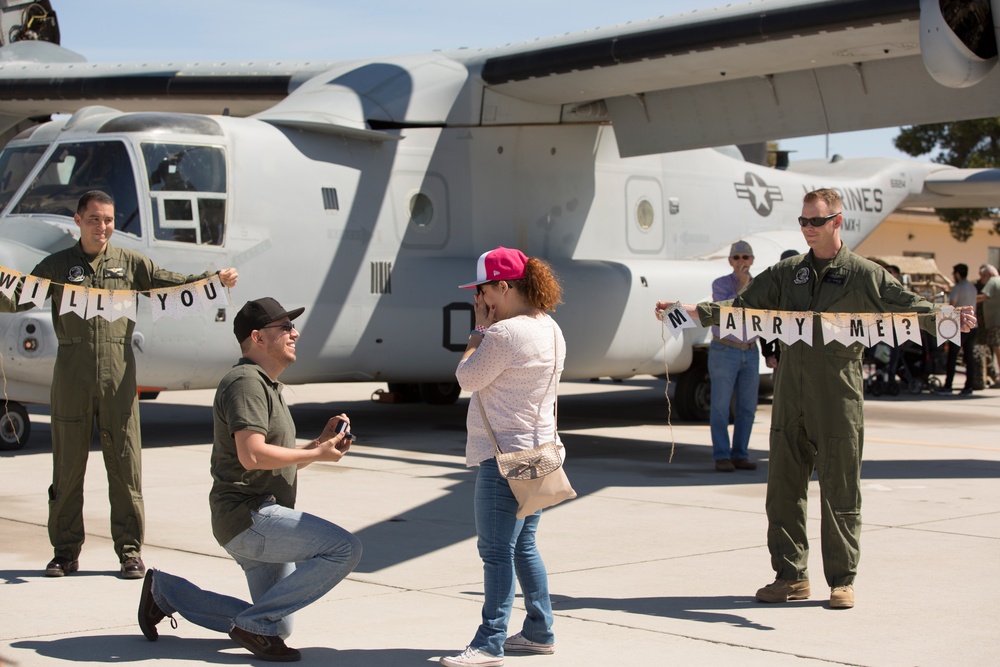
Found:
[673,354,710,422]
[907,378,923,395]
[0,401,30,450]
[419,382,461,405]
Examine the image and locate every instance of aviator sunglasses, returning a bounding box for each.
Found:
[798,212,840,227]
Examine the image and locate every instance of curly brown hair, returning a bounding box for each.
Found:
[508,257,562,312]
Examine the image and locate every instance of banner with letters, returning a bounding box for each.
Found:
[659,303,957,347]
[0,265,229,322]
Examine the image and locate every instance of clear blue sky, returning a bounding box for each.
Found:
[54,0,922,164]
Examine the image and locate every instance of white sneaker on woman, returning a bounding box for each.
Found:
[439,646,503,666]
[503,632,555,654]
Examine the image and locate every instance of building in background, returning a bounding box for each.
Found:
[857,208,999,292]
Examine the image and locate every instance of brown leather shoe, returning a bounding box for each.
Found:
[44,556,79,577]
[732,458,758,470]
[138,570,173,641]
[229,626,301,662]
[121,556,146,580]
[715,459,735,472]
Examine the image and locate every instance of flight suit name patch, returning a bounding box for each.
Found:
[823,271,847,286]
[104,267,126,279]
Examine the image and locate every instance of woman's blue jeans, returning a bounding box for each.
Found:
[471,458,555,656]
[150,502,362,638]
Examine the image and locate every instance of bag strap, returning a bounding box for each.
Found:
[476,320,560,458]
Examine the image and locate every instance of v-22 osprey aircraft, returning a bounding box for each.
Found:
[0,0,998,446]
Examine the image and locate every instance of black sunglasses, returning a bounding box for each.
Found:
[731,254,752,260]
[798,212,840,227]
[259,322,296,333]
[475,281,498,295]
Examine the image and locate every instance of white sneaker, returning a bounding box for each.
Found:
[439,646,504,667]
[503,632,555,655]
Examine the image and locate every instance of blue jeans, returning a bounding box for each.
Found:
[708,341,760,461]
[471,459,555,656]
[151,502,361,638]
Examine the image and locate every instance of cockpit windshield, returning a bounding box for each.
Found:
[0,136,228,247]
[142,143,227,245]
[10,141,142,235]
[0,145,45,212]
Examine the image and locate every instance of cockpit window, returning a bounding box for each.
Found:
[0,145,45,212]
[141,143,226,245]
[10,141,142,236]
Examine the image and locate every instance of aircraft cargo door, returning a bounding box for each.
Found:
[625,176,664,254]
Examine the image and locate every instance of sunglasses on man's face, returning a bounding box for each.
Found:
[259,322,296,333]
[731,255,752,260]
[798,212,840,227]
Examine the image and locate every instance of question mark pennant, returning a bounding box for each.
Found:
[892,313,921,346]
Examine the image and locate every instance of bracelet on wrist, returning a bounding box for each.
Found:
[475,324,487,334]
[469,329,484,338]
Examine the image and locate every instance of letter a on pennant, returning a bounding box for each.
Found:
[720,306,743,340]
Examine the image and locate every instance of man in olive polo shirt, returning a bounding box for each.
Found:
[137,297,362,662]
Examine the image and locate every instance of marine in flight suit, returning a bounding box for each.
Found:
[660,188,976,609]
[0,190,238,578]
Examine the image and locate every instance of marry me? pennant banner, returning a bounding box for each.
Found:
[659,303,960,347]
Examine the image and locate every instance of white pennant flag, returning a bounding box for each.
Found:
[785,311,813,346]
[110,290,138,322]
[892,313,921,346]
[820,313,853,346]
[0,267,23,302]
[844,313,874,347]
[60,285,87,318]
[936,305,961,345]
[869,313,894,347]
[659,303,697,339]
[760,310,782,344]
[86,288,113,321]
[719,306,743,340]
[196,275,229,310]
[743,309,766,341]
[150,285,202,321]
[18,275,50,308]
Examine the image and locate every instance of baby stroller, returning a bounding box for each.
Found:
[866,332,942,396]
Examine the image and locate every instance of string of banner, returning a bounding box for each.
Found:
[0,267,230,320]
[659,302,964,346]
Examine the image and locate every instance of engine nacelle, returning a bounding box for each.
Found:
[920,0,998,88]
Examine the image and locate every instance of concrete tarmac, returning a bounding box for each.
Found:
[1,378,997,666]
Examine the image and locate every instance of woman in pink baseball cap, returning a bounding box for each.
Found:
[442,247,566,667]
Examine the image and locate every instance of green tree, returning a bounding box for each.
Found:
[894,118,1000,241]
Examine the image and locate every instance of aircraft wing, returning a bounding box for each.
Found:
[0,0,998,159]
[479,0,1000,157]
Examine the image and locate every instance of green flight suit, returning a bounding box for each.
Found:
[0,242,212,562]
[698,245,935,587]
